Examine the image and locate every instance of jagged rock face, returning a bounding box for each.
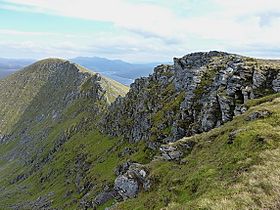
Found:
[102,52,280,143]
[272,73,280,92]
[101,64,177,143]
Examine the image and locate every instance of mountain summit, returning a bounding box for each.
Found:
[0,58,128,138]
[0,52,280,209]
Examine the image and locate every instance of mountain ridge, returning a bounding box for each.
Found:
[0,58,128,161]
[0,51,280,209]
[101,51,280,143]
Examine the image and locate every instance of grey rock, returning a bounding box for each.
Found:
[0,134,9,143]
[160,140,196,161]
[11,194,54,210]
[114,175,139,200]
[93,186,118,207]
[253,69,266,88]
[272,73,280,92]
[114,161,133,176]
[114,163,150,200]
[234,105,247,116]
[227,130,238,144]
[201,92,220,131]
[242,86,253,102]
[101,52,280,144]
[146,141,160,150]
[246,110,272,121]
[160,145,182,160]
[217,91,234,123]
[36,114,45,122]
[51,110,60,120]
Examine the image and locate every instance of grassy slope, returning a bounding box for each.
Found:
[112,93,280,210]
[2,94,279,210]
[1,57,280,210]
[0,99,152,209]
[0,59,129,209]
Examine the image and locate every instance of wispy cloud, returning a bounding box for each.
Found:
[0,0,280,61]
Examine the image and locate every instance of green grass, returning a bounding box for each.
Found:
[0,59,129,209]
[1,56,280,210]
[114,94,280,210]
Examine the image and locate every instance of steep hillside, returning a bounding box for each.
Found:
[0,59,128,209]
[115,93,280,210]
[0,52,280,210]
[100,52,280,210]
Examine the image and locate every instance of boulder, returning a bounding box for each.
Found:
[114,163,150,200]
[146,141,160,150]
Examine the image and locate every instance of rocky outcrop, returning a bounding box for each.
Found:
[91,162,150,209]
[114,162,150,200]
[160,145,183,161]
[92,185,118,208]
[11,193,55,210]
[160,139,196,161]
[100,64,176,143]
[246,110,272,121]
[101,52,280,144]
[272,73,280,92]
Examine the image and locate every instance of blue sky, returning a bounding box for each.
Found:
[0,0,279,62]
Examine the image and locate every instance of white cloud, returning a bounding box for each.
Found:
[213,0,280,16]
[2,0,179,38]
[0,32,184,62]
[1,0,280,60]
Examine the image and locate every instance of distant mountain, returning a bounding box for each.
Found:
[71,57,165,85]
[0,57,165,85]
[0,58,35,79]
